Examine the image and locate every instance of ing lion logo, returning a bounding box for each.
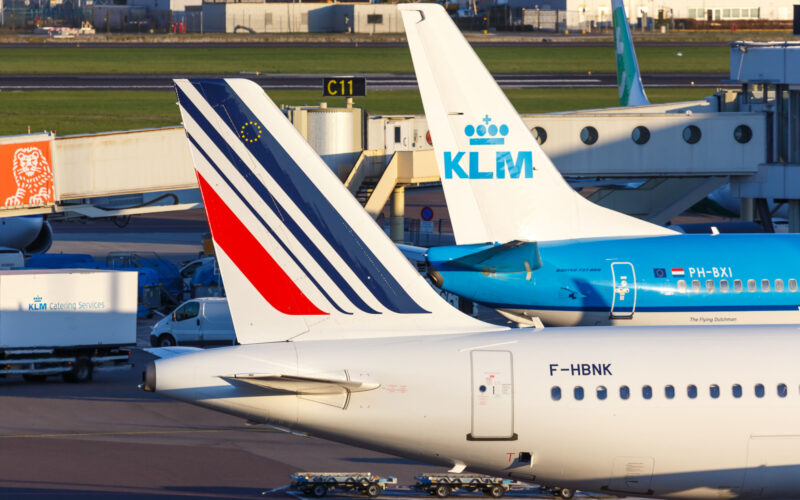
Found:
[5,147,54,207]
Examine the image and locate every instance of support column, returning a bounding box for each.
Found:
[740,197,754,222]
[390,185,405,243]
[789,200,800,233]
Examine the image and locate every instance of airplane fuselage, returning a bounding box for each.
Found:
[150,325,800,499]
[428,233,800,327]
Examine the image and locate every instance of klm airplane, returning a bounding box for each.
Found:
[405,0,800,327]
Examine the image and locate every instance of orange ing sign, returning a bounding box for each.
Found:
[0,140,54,208]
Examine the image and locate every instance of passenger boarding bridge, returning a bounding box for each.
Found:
[0,41,797,241]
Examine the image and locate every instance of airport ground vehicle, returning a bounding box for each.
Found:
[150,297,234,347]
[290,472,396,498]
[414,473,511,498]
[26,253,163,317]
[0,269,137,382]
[106,251,182,304]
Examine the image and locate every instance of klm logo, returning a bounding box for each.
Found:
[444,114,534,179]
[465,115,509,146]
[444,151,533,179]
[29,296,46,311]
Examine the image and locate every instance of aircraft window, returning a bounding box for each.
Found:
[580,126,599,145]
[683,125,702,144]
[691,280,701,293]
[734,279,743,293]
[551,386,561,401]
[677,280,687,293]
[664,385,675,399]
[619,385,630,400]
[720,280,729,293]
[706,280,715,293]
[709,384,720,398]
[778,383,788,398]
[596,386,607,400]
[732,384,742,398]
[755,384,765,398]
[642,385,653,399]
[734,124,753,144]
[747,279,756,292]
[531,126,547,145]
[775,279,784,292]
[761,279,770,292]
[790,279,798,292]
[631,126,650,145]
[687,385,698,399]
[574,386,584,401]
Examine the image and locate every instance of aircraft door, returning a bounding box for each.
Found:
[467,350,517,441]
[610,262,636,319]
[384,120,413,155]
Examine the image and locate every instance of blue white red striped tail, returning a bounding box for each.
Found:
[174,79,497,343]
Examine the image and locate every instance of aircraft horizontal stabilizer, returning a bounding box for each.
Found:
[221,374,380,395]
[143,346,203,359]
[447,241,542,274]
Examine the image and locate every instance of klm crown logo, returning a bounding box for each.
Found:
[465,115,509,146]
[29,296,46,311]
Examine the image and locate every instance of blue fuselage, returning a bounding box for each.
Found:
[427,234,800,326]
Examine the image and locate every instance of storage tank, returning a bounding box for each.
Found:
[306,108,359,174]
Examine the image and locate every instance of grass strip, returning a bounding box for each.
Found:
[4,46,729,74]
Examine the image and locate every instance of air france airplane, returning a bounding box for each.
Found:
[407,4,800,327]
[143,74,800,500]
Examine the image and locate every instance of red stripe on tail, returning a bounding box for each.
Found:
[196,173,327,316]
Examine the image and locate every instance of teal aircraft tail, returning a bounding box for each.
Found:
[612,0,649,107]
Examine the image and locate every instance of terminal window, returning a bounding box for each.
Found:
[367,14,384,24]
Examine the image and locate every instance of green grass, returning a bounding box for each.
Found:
[0,88,713,136]
[2,45,729,74]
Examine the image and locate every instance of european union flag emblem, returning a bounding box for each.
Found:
[653,268,666,278]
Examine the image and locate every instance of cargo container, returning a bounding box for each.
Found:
[0,269,137,383]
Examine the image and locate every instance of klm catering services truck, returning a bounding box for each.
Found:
[0,269,137,382]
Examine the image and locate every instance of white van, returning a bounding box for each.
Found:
[150,298,235,347]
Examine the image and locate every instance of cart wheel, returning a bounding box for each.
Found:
[434,484,451,498]
[487,485,505,498]
[559,488,575,499]
[63,356,93,383]
[312,484,327,497]
[366,483,381,498]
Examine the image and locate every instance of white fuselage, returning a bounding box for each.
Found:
[152,325,800,499]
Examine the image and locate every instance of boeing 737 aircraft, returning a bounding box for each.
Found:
[142,74,800,499]
[407,4,800,327]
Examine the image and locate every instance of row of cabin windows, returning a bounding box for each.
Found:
[551,383,792,401]
[676,278,798,294]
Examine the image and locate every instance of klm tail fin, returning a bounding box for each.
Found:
[399,5,673,245]
[174,79,497,343]
[612,0,649,107]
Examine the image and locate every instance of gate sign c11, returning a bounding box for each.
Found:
[323,77,367,97]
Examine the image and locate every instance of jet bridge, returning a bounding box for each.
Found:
[0,127,200,220]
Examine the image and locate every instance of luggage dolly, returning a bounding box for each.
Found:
[414,472,512,498]
[289,472,397,498]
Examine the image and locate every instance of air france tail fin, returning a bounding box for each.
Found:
[399,5,673,245]
[612,0,650,106]
[174,79,499,343]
